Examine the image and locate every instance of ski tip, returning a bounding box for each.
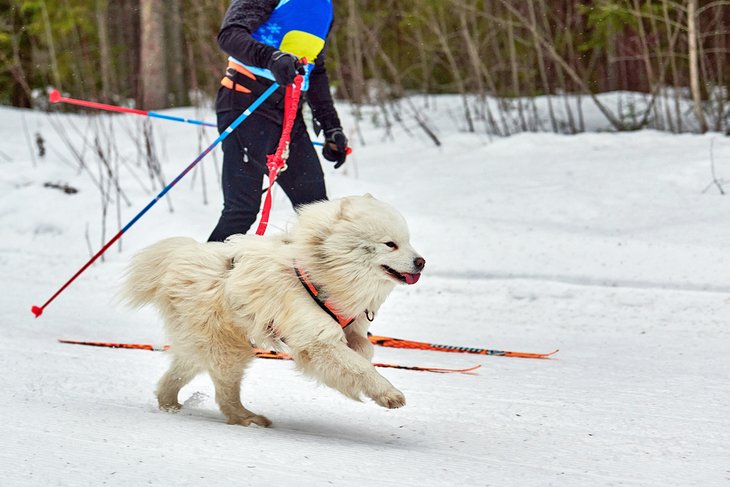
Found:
[458,364,482,374]
[503,348,560,359]
[531,349,560,359]
[49,89,61,103]
[431,364,482,375]
[31,305,43,318]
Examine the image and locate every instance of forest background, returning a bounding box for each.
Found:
[1,0,729,134]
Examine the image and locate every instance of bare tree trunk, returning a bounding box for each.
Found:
[710,4,725,132]
[507,19,526,132]
[497,0,624,130]
[346,0,365,103]
[167,0,188,106]
[40,0,62,90]
[426,4,474,132]
[631,0,661,129]
[2,9,33,107]
[96,0,115,102]
[457,5,502,136]
[140,0,167,109]
[528,0,558,133]
[688,0,708,132]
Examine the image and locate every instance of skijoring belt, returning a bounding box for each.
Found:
[220,61,304,110]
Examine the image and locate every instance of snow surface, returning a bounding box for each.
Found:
[1,97,729,486]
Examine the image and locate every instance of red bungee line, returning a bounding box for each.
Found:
[256,74,304,236]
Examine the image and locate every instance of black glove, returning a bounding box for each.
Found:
[322,128,349,169]
[268,50,304,86]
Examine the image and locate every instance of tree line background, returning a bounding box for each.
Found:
[1,0,729,133]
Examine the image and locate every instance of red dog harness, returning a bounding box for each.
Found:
[294,263,368,329]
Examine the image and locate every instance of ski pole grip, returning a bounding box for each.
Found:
[49,89,62,103]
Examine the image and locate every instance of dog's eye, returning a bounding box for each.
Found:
[384,241,398,250]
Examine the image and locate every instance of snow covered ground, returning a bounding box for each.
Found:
[1,96,729,486]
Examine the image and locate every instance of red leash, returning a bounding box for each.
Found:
[255,73,304,236]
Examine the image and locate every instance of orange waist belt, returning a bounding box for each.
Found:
[220,61,257,93]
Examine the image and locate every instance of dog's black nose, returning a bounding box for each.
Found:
[414,257,425,271]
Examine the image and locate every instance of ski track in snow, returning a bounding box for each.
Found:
[1,102,730,486]
[429,269,730,295]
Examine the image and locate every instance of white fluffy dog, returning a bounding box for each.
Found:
[123,194,425,427]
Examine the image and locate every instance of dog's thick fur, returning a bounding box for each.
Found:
[123,195,425,427]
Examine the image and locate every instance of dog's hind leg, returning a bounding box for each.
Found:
[295,342,406,409]
[208,346,271,427]
[157,354,201,412]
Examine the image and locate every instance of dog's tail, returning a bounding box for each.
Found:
[121,237,196,308]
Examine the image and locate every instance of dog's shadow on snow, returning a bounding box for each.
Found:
[173,405,415,448]
[271,418,415,448]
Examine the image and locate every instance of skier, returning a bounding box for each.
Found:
[209,0,350,242]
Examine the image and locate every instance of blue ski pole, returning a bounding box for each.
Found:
[49,90,353,152]
[32,83,281,318]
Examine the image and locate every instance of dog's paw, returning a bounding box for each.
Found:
[158,402,182,412]
[371,388,406,409]
[227,414,272,428]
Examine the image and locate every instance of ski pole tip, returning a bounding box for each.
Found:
[31,305,43,318]
[49,89,61,103]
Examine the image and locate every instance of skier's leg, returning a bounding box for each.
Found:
[208,112,280,241]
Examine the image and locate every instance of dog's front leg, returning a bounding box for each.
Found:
[294,341,405,409]
[344,319,374,361]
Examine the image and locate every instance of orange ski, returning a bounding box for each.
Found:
[252,348,480,374]
[368,335,558,359]
[58,339,170,352]
[58,339,481,374]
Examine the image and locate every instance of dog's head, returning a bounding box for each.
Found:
[293,194,425,286]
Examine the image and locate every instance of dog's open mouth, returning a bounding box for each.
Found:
[382,265,421,285]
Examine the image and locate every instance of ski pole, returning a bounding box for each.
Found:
[48,89,217,128]
[312,140,353,155]
[31,83,281,319]
[49,90,354,154]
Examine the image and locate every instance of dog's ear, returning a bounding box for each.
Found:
[363,192,375,199]
[337,197,355,222]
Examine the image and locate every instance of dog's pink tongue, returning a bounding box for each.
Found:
[403,273,421,285]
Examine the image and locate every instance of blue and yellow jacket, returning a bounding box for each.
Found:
[216,0,340,130]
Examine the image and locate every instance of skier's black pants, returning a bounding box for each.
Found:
[208,109,327,242]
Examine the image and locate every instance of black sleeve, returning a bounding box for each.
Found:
[306,43,342,132]
[217,0,280,69]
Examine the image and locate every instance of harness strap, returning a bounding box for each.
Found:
[220,76,251,93]
[294,264,356,329]
[227,60,257,80]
